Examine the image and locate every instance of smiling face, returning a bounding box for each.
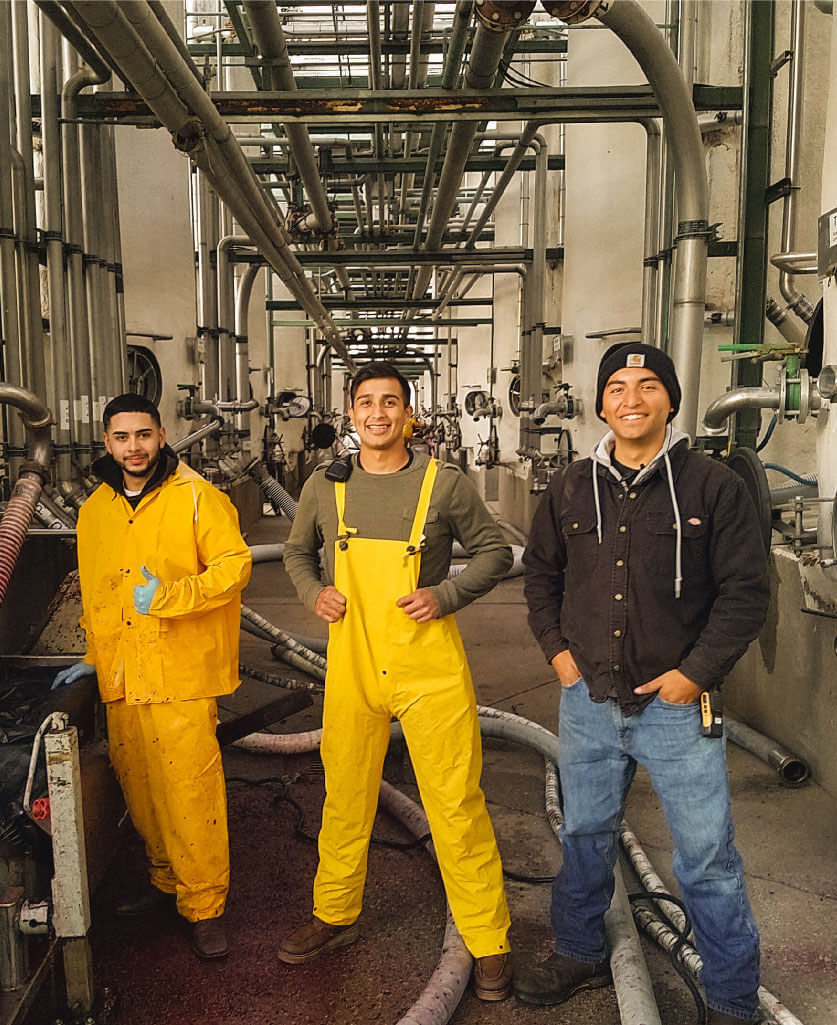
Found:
[104,411,167,488]
[349,377,412,456]
[599,366,673,453]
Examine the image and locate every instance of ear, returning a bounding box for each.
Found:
[159,425,167,446]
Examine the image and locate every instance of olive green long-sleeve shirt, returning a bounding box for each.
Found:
[284,452,512,618]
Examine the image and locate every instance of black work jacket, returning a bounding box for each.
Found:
[523,440,770,715]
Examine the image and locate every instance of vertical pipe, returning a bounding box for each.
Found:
[12,0,47,399]
[106,125,127,395]
[39,15,74,490]
[196,170,220,400]
[640,119,662,344]
[0,1,24,403]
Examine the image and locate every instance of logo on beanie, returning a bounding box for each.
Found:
[626,353,646,368]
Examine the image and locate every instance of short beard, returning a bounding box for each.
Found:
[118,448,161,483]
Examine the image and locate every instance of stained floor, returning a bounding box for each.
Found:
[88,510,837,1025]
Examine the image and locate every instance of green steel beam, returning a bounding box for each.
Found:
[251,154,565,175]
[66,85,742,126]
[186,37,568,58]
[732,0,775,449]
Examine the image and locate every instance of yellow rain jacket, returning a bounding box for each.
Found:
[77,461,252,705]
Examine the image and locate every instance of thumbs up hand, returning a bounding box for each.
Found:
[133,564,162,615]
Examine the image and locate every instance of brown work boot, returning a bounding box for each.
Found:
[277,916,358,965]
[514,950,611,1006]
[473,952,513,1001]
[191,916,229,960]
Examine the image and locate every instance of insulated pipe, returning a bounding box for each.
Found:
[217,235,246,401]
[234,262,261,437]
[725,718,810,786]
[606,869,663,1025]
[701,386,781,436]
[399,2,436,228]
[240,0,353,299]
[592,0,709,440]
[247,543,284,564]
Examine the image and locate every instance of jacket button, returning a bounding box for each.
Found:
[572,522,578,529]
[126,620,132,626]
[629,492,637,499]
[128,519,133,525]
[619,525,627,533]
[614,593,623,600]
[612,663,621,671]
[616,559,624,567]
[613,629,622,637]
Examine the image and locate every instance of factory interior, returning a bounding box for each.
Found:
[0,1,835,1023]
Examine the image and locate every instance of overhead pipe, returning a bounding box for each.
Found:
[241,0,353,299]
[412,5,534,304]
[366,0,386,237]
[34,1,122,83]
[0,385,53,607]
[398,2,436,226]
[68,0,353,369]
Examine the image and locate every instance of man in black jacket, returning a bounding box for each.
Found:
[518,344,769,1025]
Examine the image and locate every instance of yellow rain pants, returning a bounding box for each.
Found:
[106,696,229,922]
[313,459,511,959]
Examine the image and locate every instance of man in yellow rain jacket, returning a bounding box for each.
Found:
[53,394,251,960]
[282,362,514,1001]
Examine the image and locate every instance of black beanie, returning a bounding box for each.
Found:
[595,343,681,422]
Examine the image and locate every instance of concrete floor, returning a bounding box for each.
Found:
[90,511,836,1025]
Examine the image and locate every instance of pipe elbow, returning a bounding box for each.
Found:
[700,387,780,435]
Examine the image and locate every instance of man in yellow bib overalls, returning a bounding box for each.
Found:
[282,361,514,1001]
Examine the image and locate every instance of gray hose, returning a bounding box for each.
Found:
[249,462,298,520]
[725,718,810,786]
[249,543,285,564]
[240,605,326,679]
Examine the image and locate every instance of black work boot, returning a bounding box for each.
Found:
[277,916,359,965]
[191,916,229,960]
[114,883,175,917]
[514,950,611,1006]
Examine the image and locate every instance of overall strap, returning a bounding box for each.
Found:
[334,479,348,536]
[406,459,439,553]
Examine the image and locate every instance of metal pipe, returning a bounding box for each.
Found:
[12,2,47,399]
[242,0,353,298]
[39,15,76,496]
[234,262,261,439]
[725,718,810,786]
[596,0,709,440]
[640,119,662,344]
[70,0,352,365]
[777,0,814,322]
[170,417,224,454]
[34,0,119,82]
[701,386,780,435]
[605,869,663,1025]
[771,251,818,275]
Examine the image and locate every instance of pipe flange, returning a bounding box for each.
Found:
[20,409,54,431]
[540,0,611,24]
[798,368,810,423]
[172,117,205,155]
[19,460,50,482]
[476,1,537,32]
[777,370,787,424]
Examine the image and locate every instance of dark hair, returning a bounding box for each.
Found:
[349,361,412,407]
[103,394,162,431]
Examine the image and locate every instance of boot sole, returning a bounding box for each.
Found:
[474,982,512,1002]
[515,972,612,1006]
[277,924,359,965]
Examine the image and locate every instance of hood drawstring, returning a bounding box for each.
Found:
[592,461,603,544]
[663,448,683,598]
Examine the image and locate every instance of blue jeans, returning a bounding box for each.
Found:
[553,680,760,1020]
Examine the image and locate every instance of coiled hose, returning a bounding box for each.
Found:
[249,462,298,520]
[0,475,44,605]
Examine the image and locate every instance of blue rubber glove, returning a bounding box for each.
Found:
[51,661,96,690]
[133,564,161,616]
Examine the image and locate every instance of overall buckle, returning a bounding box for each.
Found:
[405,534,427,555]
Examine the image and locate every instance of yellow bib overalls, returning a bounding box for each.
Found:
[313,459,511,958]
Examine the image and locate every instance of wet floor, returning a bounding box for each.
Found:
[89,510,837,1025]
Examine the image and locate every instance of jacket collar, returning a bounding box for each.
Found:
[92,444,179,501]
[587,428,691,484]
